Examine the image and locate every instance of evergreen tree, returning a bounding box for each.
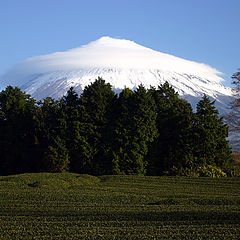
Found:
[0,81,231,176]
[80,77,116,174]
[43,136,69,172]
[193,95,231,167]
[147,82,194,175]
[60,87,94,173]
[110,88,134,174]
[0,86,38,174]
[112,85,158,175]
[36,97,68,172]
[62,87,80,109]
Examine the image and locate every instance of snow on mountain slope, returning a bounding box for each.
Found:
[0,36,233,113]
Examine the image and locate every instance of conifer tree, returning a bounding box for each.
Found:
[193,95,231,167]
[147,82,194,175]
[61,87,94,173]
[112,85,158,175]
[43,136,69,172]
[80,77,116,174]
[110,88,135,174]
[0,86,38,174]
[36,97,68,172]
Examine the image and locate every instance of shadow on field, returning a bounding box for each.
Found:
[148,198,240,206]
[3,209,240,224]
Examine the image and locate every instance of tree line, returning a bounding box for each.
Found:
[0,77,232,176]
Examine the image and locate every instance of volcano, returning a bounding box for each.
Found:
[0,36,233,113]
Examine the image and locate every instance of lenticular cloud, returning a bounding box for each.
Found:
[0,36,232,114]
[1,36,223,87]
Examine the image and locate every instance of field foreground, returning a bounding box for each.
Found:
[1,173,240,239]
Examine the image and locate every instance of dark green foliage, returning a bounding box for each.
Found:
[62,87,80,109]
[0,80,232,176]
[80,77,116,127]
[193,95,232,167]
[35,97,69,172]
[43,136,69,172]
[80,77,117,174]
[110,88,135,174]
[61,88,94,173]
[147,82,194,175]
[0,86,38,174]
[111,86,158,175]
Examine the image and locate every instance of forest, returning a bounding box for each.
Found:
[0,77,232,176]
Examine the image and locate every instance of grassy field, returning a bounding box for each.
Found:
[0,173,240,239]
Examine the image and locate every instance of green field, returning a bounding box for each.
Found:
[1,173,240,239]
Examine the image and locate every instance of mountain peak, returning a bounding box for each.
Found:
[0,37,232,112]
[1,36,224,87]
[88,36,143,49]
[0,36,235,145]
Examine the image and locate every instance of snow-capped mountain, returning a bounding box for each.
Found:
[0,36,233,113]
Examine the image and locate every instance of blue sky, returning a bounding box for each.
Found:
[0,0,239,87]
